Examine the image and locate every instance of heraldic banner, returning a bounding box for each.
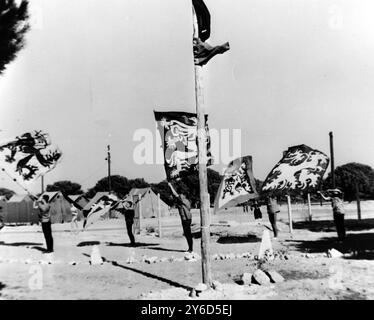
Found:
[154,111,213,180]
[0,130,62,184]
[262,144,330,195]
[214,155,258,211]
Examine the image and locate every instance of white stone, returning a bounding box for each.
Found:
[195,283,208,292]
[258,230,273,260]
[240,273,252,285]
[145,256,158,264]
[327,248,343,258]
[266,270,285,283]
[252,269,271,285]
[90,245,103,265]
[211,280,223,291]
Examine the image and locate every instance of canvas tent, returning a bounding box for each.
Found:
[68,194,89,211]
[128,188,170,218]
[4,194,39,224]
[39,191,78,223]
[82,192,110,217]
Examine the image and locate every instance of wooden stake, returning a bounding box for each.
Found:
[355,182,361,220]
[107,145,112,194]
[192,7,212,286]
[286,195,293,233]
[307,193,312,222]
[157,193,162,238]
[329,132,336,188]
[139,194,142,231]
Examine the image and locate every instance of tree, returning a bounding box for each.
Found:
[323,162,374,201]
[0,0,30,75]
[151,169,222,208]
[254,179,263,197]
[178,169,222,207]
[46,180,83,195]
[85,175,150,199]
[0,187,15,199]
[151,180,174,206]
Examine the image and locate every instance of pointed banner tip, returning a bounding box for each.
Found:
[194,39,230,66]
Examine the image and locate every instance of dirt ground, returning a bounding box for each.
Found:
[1,205,374,300]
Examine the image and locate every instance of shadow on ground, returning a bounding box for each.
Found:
[77,241,101,247]
[142,246,186,253]
[105,242,156,248]
[289,232,374,260]
[81,253,192,292]
[216,233,260,244]
[31,246,48,253]
[293,219,374,233]
[0,241,43,247]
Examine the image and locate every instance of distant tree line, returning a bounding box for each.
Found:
[4,162,374,207]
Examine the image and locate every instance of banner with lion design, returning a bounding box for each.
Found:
[214,156,258,210]
[154,111,213,180]
[262,144,329,194]
[0,130,62,184]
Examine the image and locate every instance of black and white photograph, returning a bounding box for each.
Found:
[1,0,374,303]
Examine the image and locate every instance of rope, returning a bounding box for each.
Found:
[0,168,36,198]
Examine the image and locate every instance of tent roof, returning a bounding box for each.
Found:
[83,192,109,211]
[38,191,60,202]
[8,194,33,203]
[68,194,88,202]
[128,188,168,206]
[128,187,152,197]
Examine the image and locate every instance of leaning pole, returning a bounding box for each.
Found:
[192,6,212,286]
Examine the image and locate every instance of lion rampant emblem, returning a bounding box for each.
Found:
[262,144,329,193]
[0,130,62,181]
[222,162,253,199]
[155,111,212,180]
[215,156,258,210]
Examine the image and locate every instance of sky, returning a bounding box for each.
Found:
[1,0,374,194]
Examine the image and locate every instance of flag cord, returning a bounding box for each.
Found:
[1,168,35,197]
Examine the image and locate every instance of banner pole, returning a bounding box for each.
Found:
[287,195,293,233]
[192,6,212,286]
[307,193,312,222]
[329,132,336,189]
[157,193,162,238]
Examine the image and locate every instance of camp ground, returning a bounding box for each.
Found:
[1,195,39,225]
[1,0,374,302]
[128,188,170,218]
[68,195,89,212]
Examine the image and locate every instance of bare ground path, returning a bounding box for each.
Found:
[1,207,374,299]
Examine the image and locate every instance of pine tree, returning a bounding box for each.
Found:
[0,0,30,75]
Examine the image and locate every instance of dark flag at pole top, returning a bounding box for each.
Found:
[192,0,230,66]
[194,38,230,66]
[192,0,211,42]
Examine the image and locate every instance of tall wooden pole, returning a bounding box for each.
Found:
[138,194,142,233]
[286,195,293,233]
[192,7,212,286]
[329,132,335,189]
[307,193,312,222]
[107,145,112,194]
[41,175,45,194]
[355,181,362,220]
[157,193,162,238]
